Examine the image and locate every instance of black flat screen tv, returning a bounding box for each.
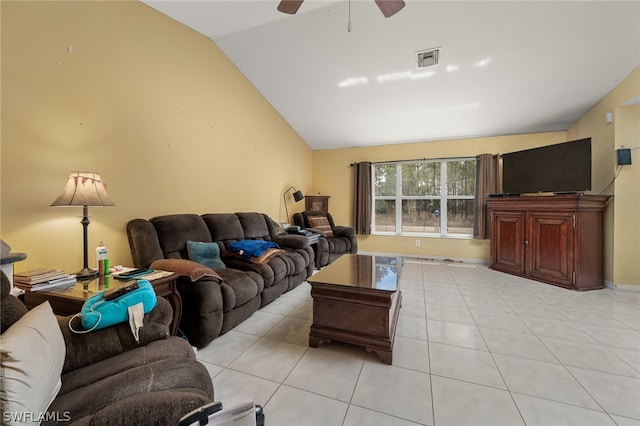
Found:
[502,138,591,194]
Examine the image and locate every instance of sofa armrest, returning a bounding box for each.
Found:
[65,388,213,426]
[150,259,223,283]
[300,228,326,237]
[127,218,165,268]
[271,234,308,249]
[333,226,356,237]
[59,297,173,374]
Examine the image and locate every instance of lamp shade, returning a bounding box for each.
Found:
[51,172,115,207]
[283,186,304,223]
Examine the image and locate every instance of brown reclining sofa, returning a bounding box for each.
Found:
[127,212,314,347]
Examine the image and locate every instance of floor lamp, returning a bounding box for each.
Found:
[51,172,115,279]
[283,186,304,224]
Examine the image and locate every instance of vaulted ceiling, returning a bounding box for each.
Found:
[142,1,640,150]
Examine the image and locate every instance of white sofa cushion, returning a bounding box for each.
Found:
[1,301,66,425]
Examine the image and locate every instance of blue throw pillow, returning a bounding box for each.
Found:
[187,241,226,269]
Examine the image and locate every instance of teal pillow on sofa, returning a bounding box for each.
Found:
[187,241,226,269]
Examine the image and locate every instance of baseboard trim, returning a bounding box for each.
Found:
[357,254,639,292]
[357,251,489,265]
[605,280,640,292]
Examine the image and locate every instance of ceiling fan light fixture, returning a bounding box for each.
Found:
[277,0,304,14]
[375,0,406,18]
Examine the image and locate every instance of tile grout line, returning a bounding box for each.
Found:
[199,262,640,424]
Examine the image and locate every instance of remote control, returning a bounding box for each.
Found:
[103,282,139,301]
[114,268,152,280]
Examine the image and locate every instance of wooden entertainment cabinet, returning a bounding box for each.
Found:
[487,194,609,290]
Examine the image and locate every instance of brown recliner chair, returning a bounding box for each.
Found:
[293,210,358,268]
[0,271,214,425]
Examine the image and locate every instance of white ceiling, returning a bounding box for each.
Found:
[142,0,640,150]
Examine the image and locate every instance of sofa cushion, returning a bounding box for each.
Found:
[59,298,173,374]
[49,357,213,423]
[308,215,334,237]
[65,389,212,426]
[327,237,349,254]
[236,212,272,240]
[187,241,226,269]
[127,218,166,269]
[202,214,245,242]
[0,301,65,420]
[282,250,310,276]
[58,337,196,396]
[215,268,263,312]
[151,214,212,259]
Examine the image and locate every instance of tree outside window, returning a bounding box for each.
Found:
[373,159,475,237]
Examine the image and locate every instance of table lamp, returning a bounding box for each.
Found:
[51,172,115,279]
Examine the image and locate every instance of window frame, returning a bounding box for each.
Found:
[371,157,476,238]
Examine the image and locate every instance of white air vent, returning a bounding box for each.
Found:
[416,48,440,68]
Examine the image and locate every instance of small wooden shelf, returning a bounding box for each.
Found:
[305,195,330,212]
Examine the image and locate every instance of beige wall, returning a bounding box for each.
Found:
[311,132,569,262]
[315,68,639,277]
[1,1,312,273]
[2,1,638,285]
[567,67,640,287]
[612,104,640,286]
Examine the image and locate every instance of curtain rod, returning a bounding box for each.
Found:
[350,154,498,166]
[350,157,426,166]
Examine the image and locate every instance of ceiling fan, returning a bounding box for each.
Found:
[277,0,406,18]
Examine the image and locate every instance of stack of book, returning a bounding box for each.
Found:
[14,269,77,292]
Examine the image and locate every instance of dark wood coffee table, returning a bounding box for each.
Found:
[308,254,402,364]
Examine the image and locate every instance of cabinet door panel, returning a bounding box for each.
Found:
[490,211,525,275]
[527,212,574,288]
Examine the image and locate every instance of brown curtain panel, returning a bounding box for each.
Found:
[353,162,372,235]
[473,154,499,239]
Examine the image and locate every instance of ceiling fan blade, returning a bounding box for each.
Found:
[277,0,304,14]
[375,0,406,18]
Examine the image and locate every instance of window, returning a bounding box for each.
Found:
[372,158,476,237]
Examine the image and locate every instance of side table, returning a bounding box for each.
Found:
[303,233,321,269]
[23,271,182,336]
[304,233,320,246]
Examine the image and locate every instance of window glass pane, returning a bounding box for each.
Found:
[402,162,440,196]
[374,200,396,232]
[447,199,474,234]
[447,160,476,196]
[371,158,476,237]
[374,164,396,196]
[401,199,441,233]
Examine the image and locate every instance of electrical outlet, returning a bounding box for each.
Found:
[415,239,421,247]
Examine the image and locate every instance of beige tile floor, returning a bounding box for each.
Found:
[196,259,640,426]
